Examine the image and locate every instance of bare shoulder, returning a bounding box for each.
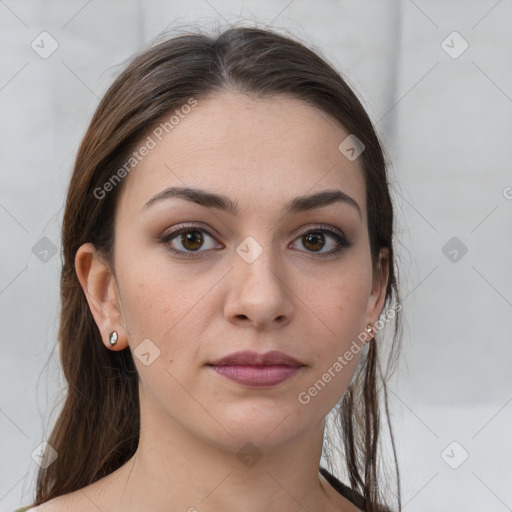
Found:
[22,491,86,511]
[24,471,123,512]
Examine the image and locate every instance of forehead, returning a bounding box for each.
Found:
[117,91,366,220]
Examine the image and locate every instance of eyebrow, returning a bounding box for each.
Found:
[142,186,362,219]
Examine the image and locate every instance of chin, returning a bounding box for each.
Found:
[209,408,311,449]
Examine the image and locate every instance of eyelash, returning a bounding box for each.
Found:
[159,223,352,259]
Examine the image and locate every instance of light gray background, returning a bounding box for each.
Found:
[1,1,511,511]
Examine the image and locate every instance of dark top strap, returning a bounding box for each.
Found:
[319,468,394,512]
[320,466,366,510]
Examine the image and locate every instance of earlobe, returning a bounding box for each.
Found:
[75,243,128,351]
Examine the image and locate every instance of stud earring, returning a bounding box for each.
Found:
[109,331,118,346]
[366,324,374,341]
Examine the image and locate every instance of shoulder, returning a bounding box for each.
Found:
[16,493,84,512]
[14,504,57,512]
[17,473,121,512]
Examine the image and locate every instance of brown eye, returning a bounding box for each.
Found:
[290,226,351,256]
[160,226,222,258]
[180,231,204,251]
[302,232,325,252]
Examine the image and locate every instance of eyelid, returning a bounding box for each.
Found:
[160,221,219,239]
[161,222,346,241]
[294,223,346,239]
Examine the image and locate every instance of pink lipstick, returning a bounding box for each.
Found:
[207,350,304,387]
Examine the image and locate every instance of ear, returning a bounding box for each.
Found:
[75,242,128,351]
[366,248,390,335]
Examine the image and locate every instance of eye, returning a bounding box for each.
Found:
[159,224,222,258]
[159,223,352,259]
[290,226,352,256]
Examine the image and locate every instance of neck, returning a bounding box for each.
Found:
[97,386,341,512]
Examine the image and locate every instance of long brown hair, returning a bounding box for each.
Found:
[30,25,402,511]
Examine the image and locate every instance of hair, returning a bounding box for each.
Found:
[30,24,402,512]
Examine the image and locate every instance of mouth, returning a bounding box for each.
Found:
[206,350,305,387]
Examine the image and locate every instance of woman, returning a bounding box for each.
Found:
[18,25,402,512]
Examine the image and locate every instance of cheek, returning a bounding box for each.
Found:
[117,264,192,340]
[301,255,373,382]
[314,284,369,372]
[309,263,373,345]
[114,246,223,360]
[296,277,371,413]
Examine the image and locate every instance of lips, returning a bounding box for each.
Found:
[207,350,304,387]
[208,350,303,367]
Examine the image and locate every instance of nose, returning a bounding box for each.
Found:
[224,243,294,330]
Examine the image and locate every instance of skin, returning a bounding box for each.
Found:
[36,91,388,512]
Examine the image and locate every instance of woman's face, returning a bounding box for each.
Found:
[95,92,388,451]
